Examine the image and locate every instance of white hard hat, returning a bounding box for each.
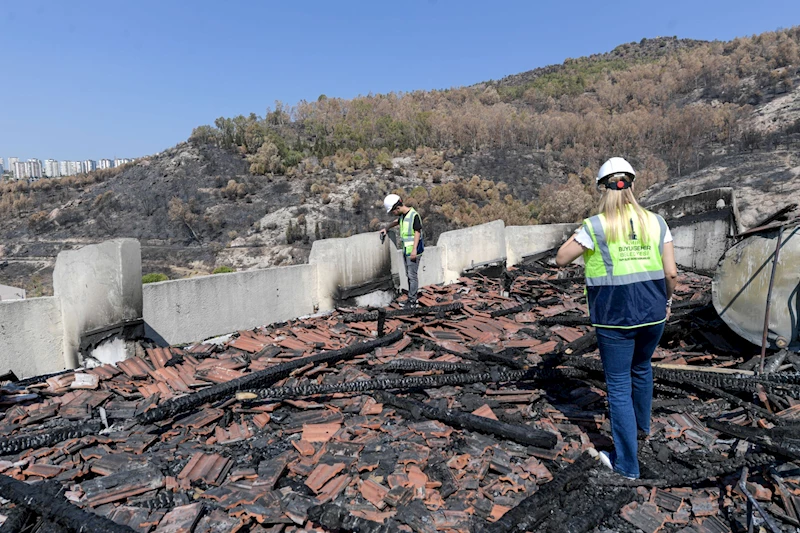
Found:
[597,157,636,183]
[383,194,401,213]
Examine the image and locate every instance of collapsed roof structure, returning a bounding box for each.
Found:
[1,188,799,533]
[2,256,800,533]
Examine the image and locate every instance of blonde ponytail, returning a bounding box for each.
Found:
[597,186,651,244]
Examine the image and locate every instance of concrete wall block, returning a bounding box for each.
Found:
[393,246,446,292]
[505,224,577,266]
[309,232,391,311]
[0,297,64,378]
[53,239,143,367]
[671,219,731,272]
[417,246,445,288]
[143,264,318,346]
[437,220,506,283]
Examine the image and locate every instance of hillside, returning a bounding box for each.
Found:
[1,28,799,295]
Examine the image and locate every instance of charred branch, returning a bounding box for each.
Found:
[239,367,586,403]
[705,420,800,462]
[544,486,635,533]
[0,474,135,533]
[376,359,475,373]
[476,452,597,533]
[308,502,400,533]
[137,329,404,425]
[594,452,775,488]
[375,391,558,449]
[0,420,103,456]
[341,302,464,323]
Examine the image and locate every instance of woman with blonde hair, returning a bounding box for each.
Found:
[556,157,678,479]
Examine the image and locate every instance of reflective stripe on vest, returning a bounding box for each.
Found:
[400,208,419,255]
[582,207,668,328]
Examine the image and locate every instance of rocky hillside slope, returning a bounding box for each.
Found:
[1,30,799,295]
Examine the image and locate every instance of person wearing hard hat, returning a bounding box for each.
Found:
[380,194,424,308]
[556,157,678,480]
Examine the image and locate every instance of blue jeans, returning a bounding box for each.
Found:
[595,322,665,478]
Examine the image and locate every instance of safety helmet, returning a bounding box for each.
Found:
[597,157,636,183]
[383,194,401,213]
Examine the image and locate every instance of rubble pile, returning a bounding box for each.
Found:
[1,258,800,533]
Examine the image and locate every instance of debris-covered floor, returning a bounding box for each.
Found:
[2,259,800,533]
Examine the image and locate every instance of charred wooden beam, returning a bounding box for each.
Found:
[474,345,529,370]
[489,303,531,318]
[308,502,400,532]
[544,486,635,533]
[562,331,597,356]
[341,302,464,323]
[476,452,597,533]
[377,359,474,373]
[137,329,404,425]
[238,367,585,402]
[594,452,775,488]
[537,316,591,326]
[705,420,800,462]
[0,474,135,533]
[566,356,800,394]
[0,420,103,456]
[375,391,558,449]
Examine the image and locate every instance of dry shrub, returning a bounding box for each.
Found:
[536,174,596,223]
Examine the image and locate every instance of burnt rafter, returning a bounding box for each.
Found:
[137,329,404,424]
[476,452,598,533]
[340,301,464,323]
[594,452,775,488]
[705,420,800,462]
[238,367,586,403]
[376,358,475,373]
[0,420,104,456]
[375,391,558,449]
[566,356,800,394]
[0,474,135,533]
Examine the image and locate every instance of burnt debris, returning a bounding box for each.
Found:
[2,261,800,532]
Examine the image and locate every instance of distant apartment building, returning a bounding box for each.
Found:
[44,159,60,178]
[83,160,96,173]
[98,158,113,169]
[13,159,42,180]
[7,157,19,178]
[114,158,133,167]
[58,161,83,176]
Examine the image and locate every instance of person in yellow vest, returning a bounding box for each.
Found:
[556,157,678,479]
[380,194,424,308]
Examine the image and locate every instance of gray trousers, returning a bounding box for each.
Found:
[405,255,419,300]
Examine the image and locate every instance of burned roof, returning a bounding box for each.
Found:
[1,259,798,533]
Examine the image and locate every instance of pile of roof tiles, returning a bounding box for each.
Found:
[2,259,800,532]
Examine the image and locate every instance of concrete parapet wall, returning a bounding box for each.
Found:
[437,220,506,283]
[392,245,446,292]
[143,264,318,346]
[648,188,740,272]
[505,224,576,266]
[309,232,391,311]
[0,297,64,378]
[53,239,142,367]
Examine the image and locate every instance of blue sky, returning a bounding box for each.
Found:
[2,0,799,162]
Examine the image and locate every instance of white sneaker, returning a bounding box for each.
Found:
[598,451,614,471]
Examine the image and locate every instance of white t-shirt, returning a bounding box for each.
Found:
[574,220,673,250]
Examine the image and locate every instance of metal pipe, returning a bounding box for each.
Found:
[760,228,784,374]
[738,468,781,533]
